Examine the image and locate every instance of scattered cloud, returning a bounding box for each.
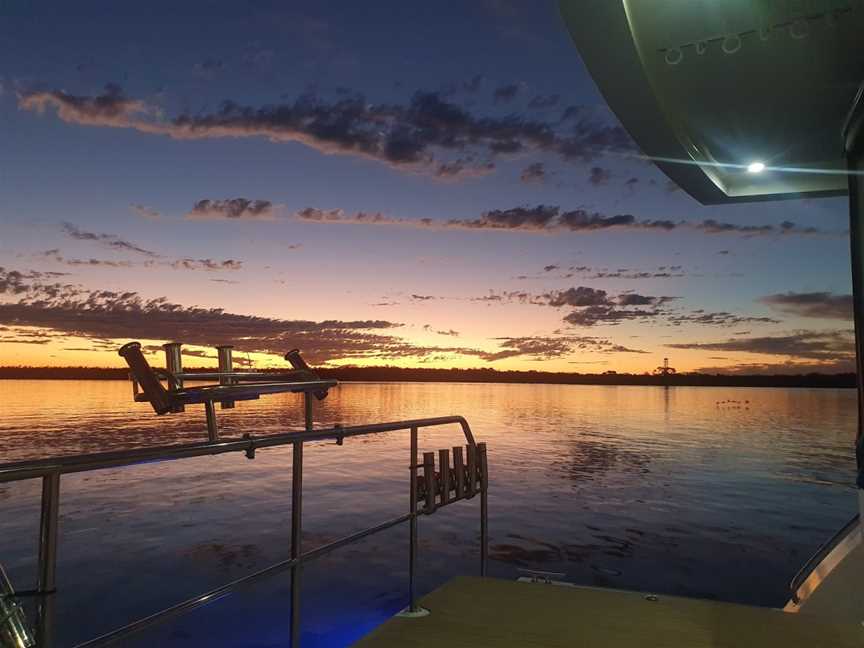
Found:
[423,325,460,336]
[473,335,647,361]
[695,360,855,375]
[186,198,276,221]
[0,268,657,365]
[666,310,780,326]
[521,264,687,281]
[19,83,156,128]
[588,166,611,186]
[759,291,852,320]
[440,75,485,96]
[492,83,520,104]
[520,162,546,184]
[169,258,243,271]
[667,330,854,362]
[19,84,636,177]
[39,250,242,273]
[528,94,561,109]
[434,158,496,180]
[293,204,831,238]
[475,285,780,331]
[130,204,162,220]
[61,222,158,257]
[192,58,225,79]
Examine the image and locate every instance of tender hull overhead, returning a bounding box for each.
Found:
[559,0,864,204]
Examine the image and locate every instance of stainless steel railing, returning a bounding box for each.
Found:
[0,394,487,648]
[788,513,859,604]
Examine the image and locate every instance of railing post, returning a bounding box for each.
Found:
[478,443,488,577]
[33,471,61,648]
[290,393,312,647]
[37,592,56,648]
[204,401,218,442]
[408,426,418,613]
[216,345,235,409]
[38,472,60,594]
[162,342,185,413]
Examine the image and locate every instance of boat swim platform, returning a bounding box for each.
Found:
[353,576,862,648]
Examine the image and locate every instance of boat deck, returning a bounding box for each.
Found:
[354,576,862,647]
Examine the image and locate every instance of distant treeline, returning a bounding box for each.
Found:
[0,365,856,388]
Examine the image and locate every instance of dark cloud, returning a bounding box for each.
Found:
[20,84,636,175]
[667,330,854,361]
[186,199,275,221]
[61,257,133,268]
[695,360,855,375]
[242,44,275,69]
[192,58,225,79]
[546,286,610,308]
[19,83,151,127]
[130,204,161,220]
[61,222,158,257]
[423,325,460,337]
[294,204,827,238]
[666,310,780,326]
[0,267,451,365]
[528,94,561,109]
[40,250,242,272]
[588,166,612,186]
[475,285,674,328]
[617,293,661,306]
[519,162,546,184]
[563,305,663,327]
[472,335,647,361]
[434,158,496,180]
[529,264,687,281]
[759,291,853,320]
[169,258,243,271]
[492,83,520,104]
[440,75,485,95]
[479,285,773,330]
[2,268,623,365]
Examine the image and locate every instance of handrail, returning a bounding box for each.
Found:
[789,513,860,603]
[0,409,486,648]
[0,416,474,482]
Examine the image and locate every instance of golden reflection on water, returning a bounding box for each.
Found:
[0,380,858,645]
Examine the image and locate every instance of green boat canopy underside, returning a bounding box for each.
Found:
[559,0,864,205]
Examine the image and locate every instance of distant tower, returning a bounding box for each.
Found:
[654,357,676,384]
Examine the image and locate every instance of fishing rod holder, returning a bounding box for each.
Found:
[120,341,336,441]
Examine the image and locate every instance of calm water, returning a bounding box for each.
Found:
[0,380,858,646]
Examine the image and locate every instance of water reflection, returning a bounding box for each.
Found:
[0,380,858,645]
[554,433,651,484]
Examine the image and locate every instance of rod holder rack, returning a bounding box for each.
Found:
[120,340,336,441]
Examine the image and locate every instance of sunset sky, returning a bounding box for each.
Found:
[0,0,855,374]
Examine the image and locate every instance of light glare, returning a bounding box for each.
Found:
[747,161,765,174]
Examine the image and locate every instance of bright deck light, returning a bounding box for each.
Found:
[747,161,765,174]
